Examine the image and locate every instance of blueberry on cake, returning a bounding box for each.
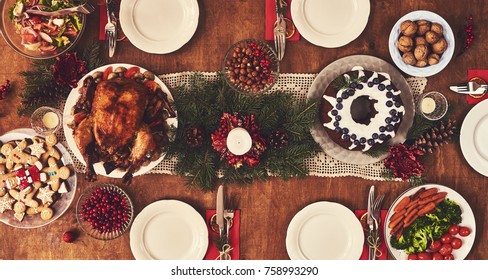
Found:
[319,66,404,152]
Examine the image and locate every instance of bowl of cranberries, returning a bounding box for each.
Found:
[76,184,134,240]
[223,39,279,94]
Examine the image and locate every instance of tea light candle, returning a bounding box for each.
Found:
[42,111,59,129]
[421,97,436,114]
[226,127,252,155]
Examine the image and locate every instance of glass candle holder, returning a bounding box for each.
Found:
[30,106,63,135]
[416,91,448,121]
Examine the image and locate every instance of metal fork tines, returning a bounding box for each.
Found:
[273,17,286,61]
[372,194,384,228]
[104,1,117,58]
[26,3,95,17]
[369,194,384,260]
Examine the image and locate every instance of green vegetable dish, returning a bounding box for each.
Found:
[390,199,462,254]
[8,0,83,54]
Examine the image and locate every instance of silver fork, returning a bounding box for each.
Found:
[273,0,287,61]
[104,0,117,58]
[452,82,488,93]
[26,3,95,17]
[370,194,384,260]
[224,209,235,238]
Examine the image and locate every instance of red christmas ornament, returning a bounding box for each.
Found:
[63,231,77,243]
[384,144,425,181]
[211,112,267,169]
[0,80,11,100]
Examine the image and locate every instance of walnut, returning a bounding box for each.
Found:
[415,36,427,46]
[414,44,429,60]
[402,52,417,65]
[398,36,414,53]
[416,20,431,36]
[416,59,428,67]
[400,20,418,36]
[425,31,441,44]
[432,38,448,54]
[430,23,444,35]
[428,53,440,65]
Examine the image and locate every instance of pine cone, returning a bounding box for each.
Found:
[269,128,289,149]
[414,119,457,153]
[185,125,205,148]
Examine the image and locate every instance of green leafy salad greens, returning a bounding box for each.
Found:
[390,199,462,254]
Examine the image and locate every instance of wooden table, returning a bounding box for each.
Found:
[0,0,486,260]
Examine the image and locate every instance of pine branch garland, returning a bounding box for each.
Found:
[164,73,318,191]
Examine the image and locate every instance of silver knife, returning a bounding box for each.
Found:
[366,185,375,260]
[216,185,225,238]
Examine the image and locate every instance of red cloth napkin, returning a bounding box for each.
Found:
[466,70,488,104]
[99,0,108,40]
[355,210,388,260]
[265,0,300,41]
[204,210,240,260]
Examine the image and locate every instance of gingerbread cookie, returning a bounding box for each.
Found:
[1,142,39,170]
[28,139,46,158]
[9,187,40,208]
[0,164,15,191]
[0,193,16,213]
[5,161,47,191]
[37,186,55,205]
[45,134,58,147]
[42,157,70,192]
[26,206,54,220]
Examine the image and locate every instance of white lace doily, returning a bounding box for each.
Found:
[58,72,427,181]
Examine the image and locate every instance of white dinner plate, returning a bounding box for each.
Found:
[130,200,208,260]
[62,63,177,179]
[291,0,370,48]
[460,99,488,177]
[120,0,199,54]
[0,128,77,228]
[385,184,476,260]
[286,201,364,260]
[307,55,414,164]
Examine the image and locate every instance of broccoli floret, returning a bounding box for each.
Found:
[390,234,409,250]
[436,199,462,225]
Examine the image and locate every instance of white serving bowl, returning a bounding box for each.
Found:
[389,10,455,77]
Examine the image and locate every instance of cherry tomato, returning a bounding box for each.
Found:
[440,233,453,244]
[417,252,433,260]
[448,224,459,235]
[439,243,453,256]
[429,240,442,252]
[124,66,140,78]
[432,252,444,260]
[459,226,471,237]
[444,254,455,260]
[103,66,113,81]
[144,80,159,93]
[451,237,462,249]
[407,254,418,260]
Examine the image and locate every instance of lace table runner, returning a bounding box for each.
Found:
[59,72,427,181]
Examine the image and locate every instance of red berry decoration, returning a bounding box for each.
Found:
[0,80,12,100]
[457,15,475,56]
[63,231,77,243]
[80,186,131,234]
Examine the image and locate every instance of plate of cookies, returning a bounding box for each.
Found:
[0,128,76,228]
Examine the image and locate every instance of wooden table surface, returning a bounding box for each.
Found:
[0,0,487,260]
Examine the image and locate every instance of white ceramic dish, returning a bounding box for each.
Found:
[130,200,208,260]
[0,128,77,228]
[62,63,177,179]
[286,201,364,260]
[385,184,476,260]
[460,99,488,177]
[291,0,370,48]
[307,55,414,164]
[120,0,199,54]
[388,10,455,77]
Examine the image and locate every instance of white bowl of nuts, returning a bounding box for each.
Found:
[389,10,455,77]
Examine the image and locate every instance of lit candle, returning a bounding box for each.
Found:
[226,127,252,155]
[421,97,436,114]
[42,111,59,129]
